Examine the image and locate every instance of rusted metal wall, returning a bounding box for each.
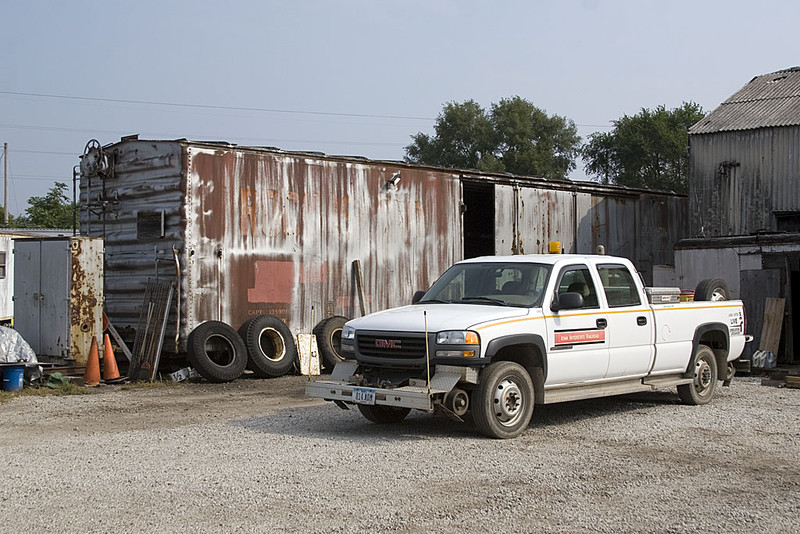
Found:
[81,140,185,350]
[182,146,461,350]
[83,138,686,352]
[83,140,461,352]
[495,182,686,283]
[69,238,105,364]
[689,127,800,236]
[11,237,102,363]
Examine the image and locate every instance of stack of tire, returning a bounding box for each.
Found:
[186,314,351,383]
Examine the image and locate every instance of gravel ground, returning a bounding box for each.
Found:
[1,376,798,533]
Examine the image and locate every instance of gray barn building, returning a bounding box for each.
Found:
[671,67,800,363]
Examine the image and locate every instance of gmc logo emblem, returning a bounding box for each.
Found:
[375,339,402,349]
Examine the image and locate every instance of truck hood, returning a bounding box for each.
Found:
[346,304,530,333]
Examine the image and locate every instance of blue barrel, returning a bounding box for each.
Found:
[1,365,24,391]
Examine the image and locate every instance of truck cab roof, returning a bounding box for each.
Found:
[458,254,632,267]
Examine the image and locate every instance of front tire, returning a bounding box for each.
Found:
[472,361,535,439]
[357,404,410,424]
[678,345,718,405]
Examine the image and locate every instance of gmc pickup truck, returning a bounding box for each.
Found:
[306,254,750,438]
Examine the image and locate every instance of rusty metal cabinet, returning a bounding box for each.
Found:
[13,237,103,364]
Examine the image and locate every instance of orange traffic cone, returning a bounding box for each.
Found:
[84,336,101,386]
[102,334,121,381]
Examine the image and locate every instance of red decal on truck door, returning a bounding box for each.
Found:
[554,330,606,345]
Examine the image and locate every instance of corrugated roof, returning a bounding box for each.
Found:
[689,67,800,134]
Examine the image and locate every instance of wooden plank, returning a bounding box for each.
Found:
[352,260,367,316]
[740,269,781,361]
[758,297,785,355]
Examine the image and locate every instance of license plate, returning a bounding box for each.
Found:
[352,387,376,405]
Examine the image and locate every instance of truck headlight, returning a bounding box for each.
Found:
[342,326,356,340]
[436,331,479,345]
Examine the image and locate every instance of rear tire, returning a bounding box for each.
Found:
[694,278,730,301]
[313,316,350,370]
[238,315,297,378]
[357,404,410,424]
[678,345,718,405]
[472,361,535,439]
[187,321,247,383]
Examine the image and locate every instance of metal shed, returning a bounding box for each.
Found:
[670,66,800,364]
[79,137,687,364]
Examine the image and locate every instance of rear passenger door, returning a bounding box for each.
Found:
[543,265,610,385]
[598,264,655,379]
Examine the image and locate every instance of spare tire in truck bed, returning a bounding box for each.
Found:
[694,278,731,301]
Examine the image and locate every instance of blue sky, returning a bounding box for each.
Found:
[1,0,798,216]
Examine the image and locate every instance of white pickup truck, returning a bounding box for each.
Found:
[306,254,750,438]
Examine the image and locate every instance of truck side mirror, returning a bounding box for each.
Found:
[412,290,426,304]
[552,292,584,312]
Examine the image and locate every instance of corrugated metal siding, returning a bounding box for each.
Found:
[689,126,800,236]
[81,140,186,348]
[690,67,800,134]
[84,139,687,352]
[184,146,461,347]
[494,184,517,254]
[498,183,685,283]
[87,143,462,351]
[517,188,576,254]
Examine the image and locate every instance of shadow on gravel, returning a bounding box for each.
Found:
[229,389,684,441]
[229,404,478,442]
[530,389,681,428]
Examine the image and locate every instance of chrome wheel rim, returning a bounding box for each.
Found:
[493,378,524,427]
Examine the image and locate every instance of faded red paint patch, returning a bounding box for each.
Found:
[249,261,294,303]
[248,260,329,303]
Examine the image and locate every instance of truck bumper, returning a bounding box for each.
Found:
[305,362,475,412]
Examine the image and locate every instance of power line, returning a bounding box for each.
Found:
[0,89,434,122]
[0,89,614,129]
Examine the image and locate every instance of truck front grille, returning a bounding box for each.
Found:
[356,333,429,359]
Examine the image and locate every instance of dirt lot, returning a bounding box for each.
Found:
[1,376,799,533]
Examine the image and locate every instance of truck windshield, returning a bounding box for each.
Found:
[419,262,551,307]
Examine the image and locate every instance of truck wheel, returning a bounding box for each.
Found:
[313,316,350,370]
[238,315,297,378]
[472,361,535,439]
[678,345,718,405]
[357,404,410,424]
[187,321,248,383]
[694,278,730,301]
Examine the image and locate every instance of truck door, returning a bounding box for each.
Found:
[597,263,655,378]
[544,265,610,385]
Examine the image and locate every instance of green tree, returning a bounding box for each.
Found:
[491,97,580,178]
[16,182,74,229]
[582,102,705,193]
[405,97,581,179]
[0,207,16,227]
[405,100,500,172]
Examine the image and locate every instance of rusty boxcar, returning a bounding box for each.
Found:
[79,137,686,381]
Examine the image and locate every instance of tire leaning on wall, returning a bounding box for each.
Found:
[187,321,248,383]
[238,314,298,378]
[313,315,350,370]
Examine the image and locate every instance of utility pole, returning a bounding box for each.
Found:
[3,143,8,225]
